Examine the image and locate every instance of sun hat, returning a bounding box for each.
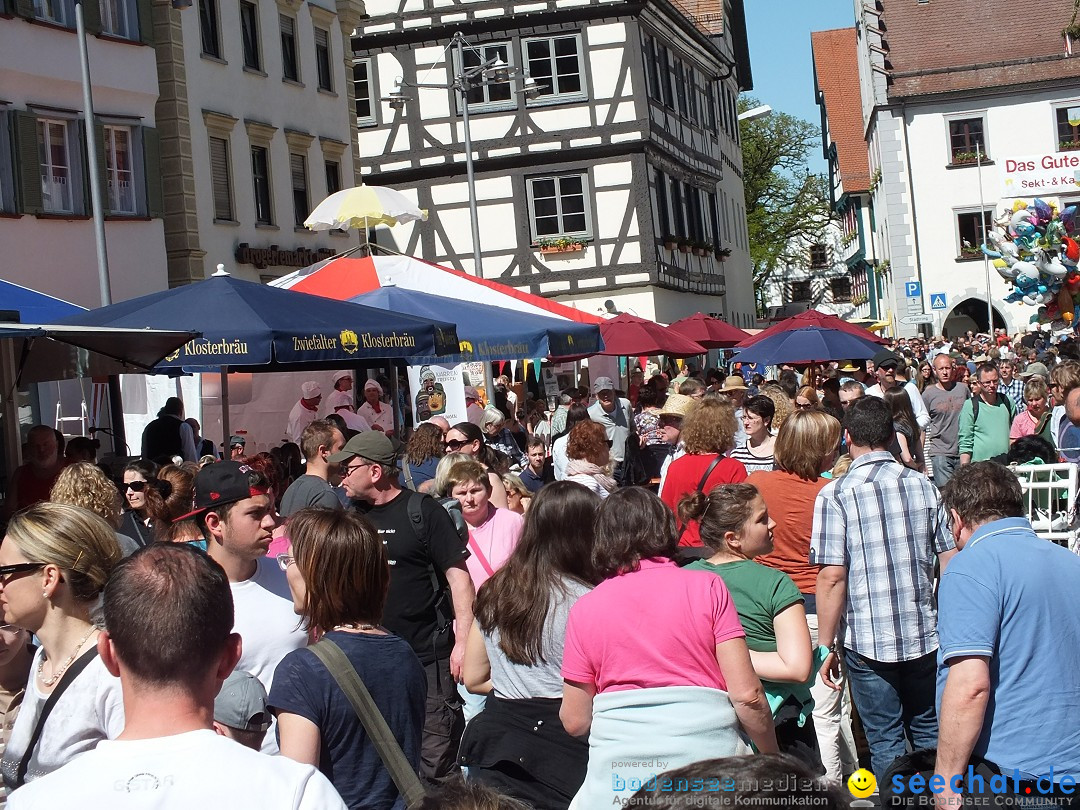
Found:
[721,375,748,391]
[658,393,696,418]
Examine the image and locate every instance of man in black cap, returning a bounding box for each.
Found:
[179,461,306,754]
[331,432,472,787]
[865,348,931,432]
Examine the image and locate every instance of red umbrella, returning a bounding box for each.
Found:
[737,309,889,349]
[668,312,749,348]
[597,314,706,357]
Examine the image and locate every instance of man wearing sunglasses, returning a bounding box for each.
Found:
[331,431,473,788]
[177,462,306,754]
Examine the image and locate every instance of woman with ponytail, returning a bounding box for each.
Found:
[680,483,822,769]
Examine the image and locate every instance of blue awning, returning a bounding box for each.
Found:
[0,279,85,323]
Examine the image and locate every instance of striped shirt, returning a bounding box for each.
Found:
[809,451,954,663]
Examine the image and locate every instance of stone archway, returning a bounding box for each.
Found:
[942,298,1006,337]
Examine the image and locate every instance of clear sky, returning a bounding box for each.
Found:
[742,0,856,174]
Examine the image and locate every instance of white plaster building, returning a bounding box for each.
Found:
[855,0,1080,338]
[157,0,364,286]
[0,0,166,307]
[352,0,757,328]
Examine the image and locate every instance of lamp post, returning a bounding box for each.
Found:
[76,0,190,454]
[385,31,542,280]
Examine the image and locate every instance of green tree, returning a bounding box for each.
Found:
[739,95,835,316]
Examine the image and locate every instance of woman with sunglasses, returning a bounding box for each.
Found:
[270,508,425,810]
[443,423,509,509]
[119,460,168,547]
[0,503,123,790]
[793,387,821,412]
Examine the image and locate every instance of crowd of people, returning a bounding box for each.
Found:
[1,325,1080,808]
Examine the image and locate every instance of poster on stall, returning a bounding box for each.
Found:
[408,363,468,427]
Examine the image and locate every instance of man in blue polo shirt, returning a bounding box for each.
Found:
[934,462,1080,806]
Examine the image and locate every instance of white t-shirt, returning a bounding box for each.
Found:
[6,729,347,810]
[231,557,308,753]
[1,648,124,787]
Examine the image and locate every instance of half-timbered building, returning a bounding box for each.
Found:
[353,0,757,327]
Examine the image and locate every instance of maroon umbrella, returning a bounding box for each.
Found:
[597,313,707,357]
[737,309,889,349]
[668,312,750,349]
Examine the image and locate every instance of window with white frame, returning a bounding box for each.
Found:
[526,173,590,240]
[37,119,74,214]
[100,0,135,38]
[1056,105,1080,151]
[460,42,514,111]
[103,125,136,214]
[314,27,332,91]
[523,34,585,103]
[947,115,987,164]
[353,59,376,125]
[209,136,233,220]
[955,208,993,258]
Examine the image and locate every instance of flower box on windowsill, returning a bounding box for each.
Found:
[539,244,585,254]
[535,238,590,254]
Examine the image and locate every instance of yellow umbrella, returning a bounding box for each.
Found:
[304,186,428,252]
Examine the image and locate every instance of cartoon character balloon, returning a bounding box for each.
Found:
[982,196,1080,331]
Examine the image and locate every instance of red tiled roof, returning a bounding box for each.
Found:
[811,28,872,193]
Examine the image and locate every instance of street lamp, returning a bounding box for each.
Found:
[737,104,772,122]
[390,32,542,280]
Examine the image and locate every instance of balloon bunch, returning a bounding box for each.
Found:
[982,197,1080,330]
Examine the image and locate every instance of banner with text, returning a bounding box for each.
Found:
[407,363,468,427]
[1002,152,1080,198]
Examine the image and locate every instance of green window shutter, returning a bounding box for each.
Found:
[13,111,43,215]
[14,0,35,20]
[142,126,163,218]
[93,121,109,213]
[82,0,102,35]
[137,0,153,45]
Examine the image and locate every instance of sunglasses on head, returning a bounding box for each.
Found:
[124,481,147,492]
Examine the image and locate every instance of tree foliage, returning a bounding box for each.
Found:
[739,95,835,315]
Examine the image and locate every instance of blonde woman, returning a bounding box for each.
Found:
[0,503,123,789]
[49,463,139,557]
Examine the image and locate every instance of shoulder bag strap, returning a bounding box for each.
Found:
[676,455,726,542]
[13,647,100,789]
[402,462,415,491]
[308,639,426,809]
[466,535,495,578]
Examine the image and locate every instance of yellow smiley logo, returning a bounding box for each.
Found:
[847,769,877,799]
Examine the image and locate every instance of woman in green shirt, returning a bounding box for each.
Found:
[680,483,822,770]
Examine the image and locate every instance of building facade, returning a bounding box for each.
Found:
[855,0,1080,338]
[0,0,167,307]
[155,0,364,286]
[352,0,757,327]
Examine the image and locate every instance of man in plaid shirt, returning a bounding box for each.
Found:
[997,359,1026,414]
[811,397,957,779]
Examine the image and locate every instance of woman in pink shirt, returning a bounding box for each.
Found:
[1010,376,1051,444]
[447,460,524,724]
[560,488,776,808]
[446,460,523,590]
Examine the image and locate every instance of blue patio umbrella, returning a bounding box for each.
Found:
[349,286,603,362]
[57,271,459,372]
[732,327,881,366]
[0,279,85,323]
